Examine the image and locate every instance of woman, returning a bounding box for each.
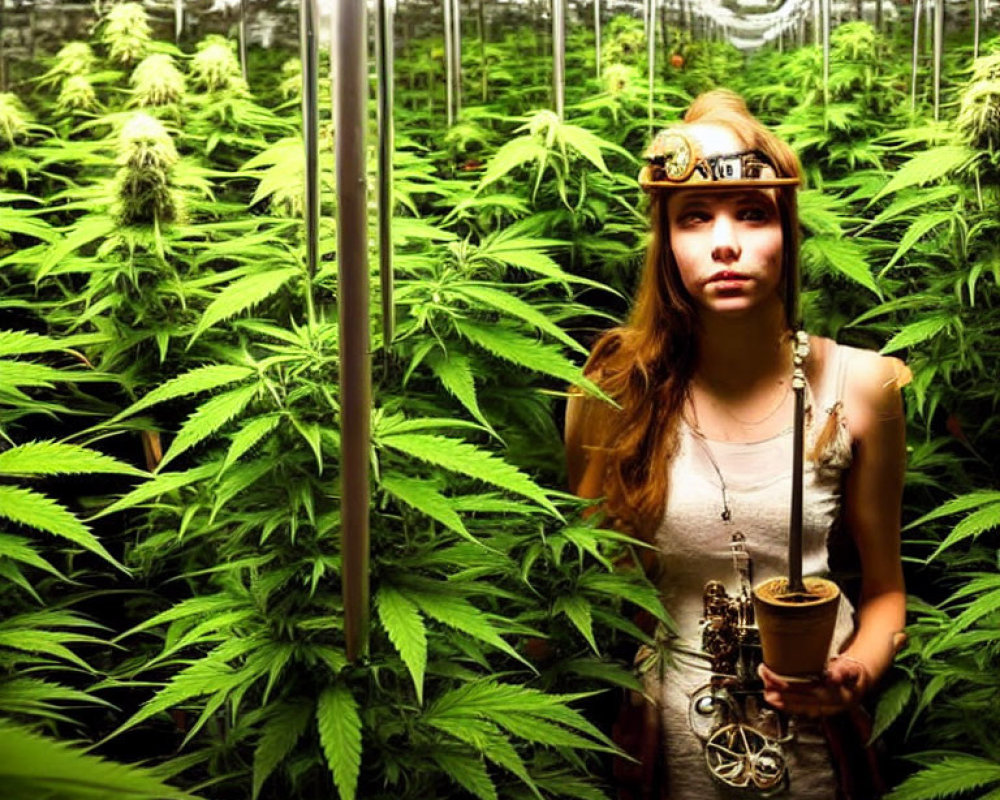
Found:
[565,90,908,798]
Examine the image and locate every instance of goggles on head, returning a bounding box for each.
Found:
[639,129,800,192]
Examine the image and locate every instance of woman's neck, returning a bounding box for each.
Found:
[694,301,792,391]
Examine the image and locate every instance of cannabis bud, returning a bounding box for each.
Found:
[603,63,633,96]
[102,3,152,66]
[131,54,187,108]
[279,58,303,101]
[190,37,246,94]
[0,93,32,148]
[50,42,96,81]
[113,112,183,226]
[57,75,100,114]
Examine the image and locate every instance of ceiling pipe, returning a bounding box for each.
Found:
[334,0,373,664]
[375,0,396,352]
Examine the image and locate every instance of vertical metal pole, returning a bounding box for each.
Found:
[822,0,831,108]
[443,0,454,126]
[933,0,943,121]
[786,187,805,597]
[451,0,462,120]
[647,0,655,135]
[239,0,249,84]
[813,0,820,47]
[478,0,488,101]
[876,0,884,32]
[553,0,565,119]
[0,0,6,93]
[376,0,395,351]
[175,0,183,43]
[911,0,921,111]
[974,0,981,59]
[335,0,372,665]
[301,0,319,326]
[924,0,932,53]
[594,0,601,81]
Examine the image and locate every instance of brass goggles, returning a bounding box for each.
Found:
[639,129,800,192]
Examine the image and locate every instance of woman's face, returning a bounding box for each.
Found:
[665,124,784,320]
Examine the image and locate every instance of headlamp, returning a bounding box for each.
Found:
[639,129,800,192]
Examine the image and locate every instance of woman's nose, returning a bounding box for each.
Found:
[711,216,741,263]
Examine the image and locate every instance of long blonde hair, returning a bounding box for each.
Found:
[585,89,803,539]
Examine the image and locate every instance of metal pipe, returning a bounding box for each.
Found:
[451,0,462,120]
[974,0,981,60]
[594,0,601,81]
[553,0,565,119]
[647,0,655,135]
[443,0,454,126]
[478,0,488,101]
[376,0,395,352]
[876,0,883,32]
[335,0,372,664]
[0,0,6,93]
[300,0,319,317]
[933,0,943,121]
[911,0,921,112]
[822,0,830,108]
[175,0,183,43]
[239,0,249,84]
[813,0,820,47]
[786,188,805,596]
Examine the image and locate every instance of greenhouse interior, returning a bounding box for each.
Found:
[2,0,1000,797]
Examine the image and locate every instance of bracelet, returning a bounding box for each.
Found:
[831,654,874,686]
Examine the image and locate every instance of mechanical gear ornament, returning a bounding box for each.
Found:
[689,532,792,795]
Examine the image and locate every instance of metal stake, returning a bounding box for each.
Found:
[443,0,454,126]
[911,0,921,112]
[376,0,395,351]
[239,0,249,84]
[594,0,601,81]
[553,0,565,119]
[335,0,373,664]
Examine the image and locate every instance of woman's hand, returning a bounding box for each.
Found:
[758,656,872,718]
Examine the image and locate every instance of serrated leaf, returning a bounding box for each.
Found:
[375,585,427,703]
[381,473,474,544]
[431,750,498,800]
[884,211,953,271]
[883,755,1000,800]
[802,235,880,296]
[927,502,1000,560]
[113,364,255,422]
[559,123,613,175]
[220,413,281,474]
[0,441,145,478]
[863,185,959,230]
[0,485,123,569]
[427,350,495,434]
[92,463,217,519]
[190,267,298,343]
[159,383,259,470]
[881,315,953,355]
[0,719,195,799]
[478,136,547,190]
[317,686,362,800]
[452,284,587,354]
[553,595,598,654]
[379,432,558,517]
[871,146,978,203]
[869,676,912,742]
[252,701,313,800]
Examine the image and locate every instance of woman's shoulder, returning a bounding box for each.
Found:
[810,335,910,437]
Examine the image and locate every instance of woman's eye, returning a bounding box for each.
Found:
[679,210,710,225]
[739,206,772,222]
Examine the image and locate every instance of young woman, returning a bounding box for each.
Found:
[565,90,908,798]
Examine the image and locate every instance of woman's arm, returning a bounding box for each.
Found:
[762,350,908,716]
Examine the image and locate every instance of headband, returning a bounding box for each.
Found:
[638,129,800,192]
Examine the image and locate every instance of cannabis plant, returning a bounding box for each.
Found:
[130,54,187,110]
[100,3,152,67]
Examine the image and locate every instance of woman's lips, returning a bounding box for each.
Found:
[706,270,751,284]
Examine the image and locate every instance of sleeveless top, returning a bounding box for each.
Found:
[652,339,860,657]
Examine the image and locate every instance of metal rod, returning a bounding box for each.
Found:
[0,0,6,93]
[335,0,372,665]
[974,0,981,59]
[451,0,462,120]
[911,0,921,111]
[443,0,454,126]
[647,0,655,135]
[786,188,805,596]
[933,0,943,121]
[594,0,601,81]
[813,0,820,47]
[376,0,395,352]
[478,0,487,101]
[239,0,249,84]
[553,0,565,119]
[300,0,319,319]
[175,0,183,43]
[822,0,830,109]
[876,0,883,32]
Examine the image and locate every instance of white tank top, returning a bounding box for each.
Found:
[652,340,859,653]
